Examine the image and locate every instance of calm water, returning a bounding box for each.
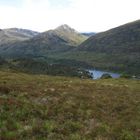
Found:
[88,69,120,79]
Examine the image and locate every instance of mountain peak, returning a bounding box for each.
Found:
[56,24,76,33]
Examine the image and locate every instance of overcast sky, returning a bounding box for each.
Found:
[0,0,140,32]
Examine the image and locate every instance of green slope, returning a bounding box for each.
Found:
[78,20,140,53]
[0,57,91,78]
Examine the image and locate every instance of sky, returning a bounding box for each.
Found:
[0,0,140,32]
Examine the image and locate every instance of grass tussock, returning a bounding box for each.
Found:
[0,71,140,140]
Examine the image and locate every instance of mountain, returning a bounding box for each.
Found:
[78,20,140,53]
[75,20,139,75]
[0,25,87,57]
[54,24,88,45]
[47,20,140,75]
[1,21,140,75]
[0,28,39,45]
[31,24,87,48]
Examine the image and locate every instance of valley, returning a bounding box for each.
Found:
[0,20,140,76]
[0,19,140,140]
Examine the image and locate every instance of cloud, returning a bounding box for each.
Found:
[49,0,73,9]
[0,0,140,32]
[23,0,50,9]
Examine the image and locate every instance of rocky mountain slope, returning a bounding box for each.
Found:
[0,28,39,45]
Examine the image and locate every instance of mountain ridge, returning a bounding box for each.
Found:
[72,20,140,75]
[0,25,88,57]
[77,20,140,53]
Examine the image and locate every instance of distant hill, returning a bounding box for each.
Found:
[81,32,96,37]
[5,28,39,38]
[0,28,39,45]
[0,25,87,57]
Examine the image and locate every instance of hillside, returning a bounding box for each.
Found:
[78,20,140,53]
[0,70,140,139]
[0,57,91,78]
[49,20,140,76]
[0,28,39,45]
[0,25,87,57]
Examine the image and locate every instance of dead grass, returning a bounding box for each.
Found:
[0,71,140,140]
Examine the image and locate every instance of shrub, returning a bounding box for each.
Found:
[70,133,81,140]
[43,120,56,133]
[120,73,131,78]
[101,73,112,79]
[120,130,136,140]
